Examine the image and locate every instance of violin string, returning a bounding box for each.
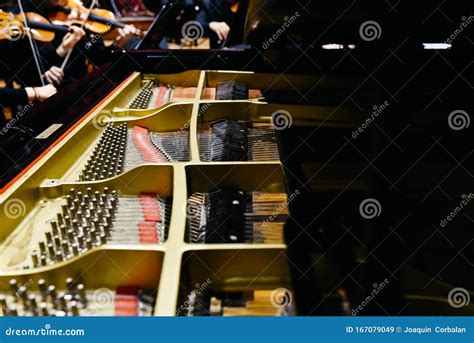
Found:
[60,0,97,71]
[17,0,46,86]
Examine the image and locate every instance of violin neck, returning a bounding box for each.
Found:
[27,20,69,35]
[87,13,125,29]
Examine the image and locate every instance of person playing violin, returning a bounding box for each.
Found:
[0,20,85,122]
[12,0,138,82]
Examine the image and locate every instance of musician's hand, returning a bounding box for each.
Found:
[209,21,230,42]
[25,85,57,102]
[44,66,64,86]
[115,25,137,49]
[56,26,86,57]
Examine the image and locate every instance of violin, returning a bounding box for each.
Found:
[49,0,143,36]
[0,10,69,42]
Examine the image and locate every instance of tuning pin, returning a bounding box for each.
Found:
[31,252,39,267]
[62,242,70,258]
[40,303,49,316]
[60,224,67,238]
[71,243,79,256]
[65,278,74,292]
[9,279,18,295]
[64,215,71,227]
[54,235,61,248]
[45,231,53,243]
[57,293,67,312]
[55,251,63,262]
[70,301,80,316]
[48,285,57,303]
[39,241,46,255]
[85,239,92,250]
[28,294,38,315]
[18,286,28,303]
[38,279,47,301]
[69,188,76,197]
[77,284,87,305]
[100,233,107,244]
[0,295,7,314]
[67,229,75,242]
[51,220,59,236]
[40,255,48,266]
[47,243,55,259]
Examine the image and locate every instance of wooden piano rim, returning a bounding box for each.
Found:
[0,72,137,195]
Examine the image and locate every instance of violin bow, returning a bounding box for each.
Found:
[17,0,46,86]
[60,0,97,71]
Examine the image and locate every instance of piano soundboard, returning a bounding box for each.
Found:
[1,70,361,316]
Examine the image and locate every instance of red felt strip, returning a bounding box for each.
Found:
[155,84,168,106]
[132,126,168,163]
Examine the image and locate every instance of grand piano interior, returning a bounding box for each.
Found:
[0,0,472,317]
